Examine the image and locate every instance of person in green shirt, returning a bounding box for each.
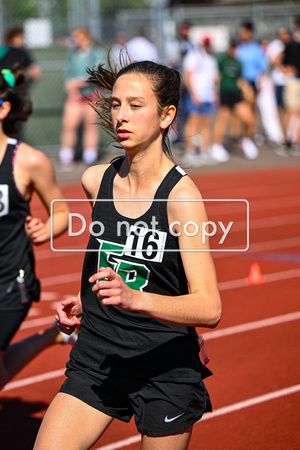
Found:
[211,39,258,162]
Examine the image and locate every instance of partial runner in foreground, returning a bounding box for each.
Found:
[0,68,74,391]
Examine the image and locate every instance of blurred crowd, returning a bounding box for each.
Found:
[163,17,300,167]
[1,17,300,169]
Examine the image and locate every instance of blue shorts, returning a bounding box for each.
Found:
[275,85,285,107]
[185,95,215,116]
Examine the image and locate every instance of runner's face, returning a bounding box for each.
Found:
[111,73,163,152]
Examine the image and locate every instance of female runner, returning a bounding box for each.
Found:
[0,68,70,390]
[34,59,222,449]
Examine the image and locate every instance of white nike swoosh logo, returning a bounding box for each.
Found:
[164,412,185,423]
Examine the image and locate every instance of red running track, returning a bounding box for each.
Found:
[1,165,300,449]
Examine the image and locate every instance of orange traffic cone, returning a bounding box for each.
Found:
[246,262,265,285]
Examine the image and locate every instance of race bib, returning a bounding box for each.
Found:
[0,184,9,217]
[124,226,167,263]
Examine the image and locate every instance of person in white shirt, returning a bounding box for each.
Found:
[182,36,218,166]
[265,28,291,141]
[110,31,129,67]
[164,23,196,143]
[126,28,158,62]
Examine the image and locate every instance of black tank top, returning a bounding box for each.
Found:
[68,157,210,382]
[0,138,40,310]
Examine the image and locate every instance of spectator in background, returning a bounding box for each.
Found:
[264,28,291,157]
[236,21,267,96]
[0,27,42,91]
[0,27,42,139]
[254,31,288,153]
[281,16,300,153]
[165,23,195,71]
[211,38,258,162]
[293,15,300,42]
[265,28,290,119]
[58,28,106,169]
[235,21,267,150]
[126,28,158,62]
[182,36,218,166]
[110,31,129,68]
[165,22,196,143]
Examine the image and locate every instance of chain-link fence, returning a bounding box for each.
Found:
[0,0,299,158]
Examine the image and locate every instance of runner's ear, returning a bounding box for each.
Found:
[0,100,11,119]
[160,105,176,130]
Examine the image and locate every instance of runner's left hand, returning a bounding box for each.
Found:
[25,215,49,245]
[89,267,140,311]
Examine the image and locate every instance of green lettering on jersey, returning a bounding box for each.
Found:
[97,239,150,291]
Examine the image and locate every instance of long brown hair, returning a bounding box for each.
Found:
[87,55,182,161]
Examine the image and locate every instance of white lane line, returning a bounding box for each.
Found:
[95,435,141,450]
[250,195,300,211]
[36,250,75,260]
[199,181,300,198]
[41,272,81,287]
[206,195,300,215]
[20,315,57,330]
[249,213,300,230]
[3,369,65,391]
[201,384,300,421]
[218,267,300,291]
[94,385,300,450]
[248,236,300,252]
[20,268,300,332]
[47,218,297,253]
[12,311,300,391]
[39,265,300,291]
[27,308,41,317]
[202,311,300,341]
[40,292,60,301]
[219,213,300,233]
[34,235,300,261]
[213,236,300,258]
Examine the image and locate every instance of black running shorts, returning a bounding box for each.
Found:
[59,369,212,436]
[0,307,30,351]
[220,92,243,109]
